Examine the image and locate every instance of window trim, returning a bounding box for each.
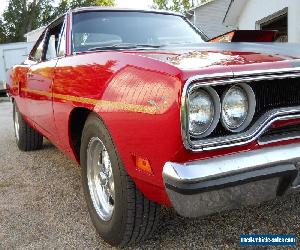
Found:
[57,18,67,57]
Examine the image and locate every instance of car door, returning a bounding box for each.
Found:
[26,17,65,138]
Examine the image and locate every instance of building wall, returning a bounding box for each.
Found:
[193,0,234,38]
[26,31,42,42]
[237,0,300,42]
[25,26,45,42]
[0,42,34,85]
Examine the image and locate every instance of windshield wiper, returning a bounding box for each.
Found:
[135,44,164,48]
[87,43,163,51]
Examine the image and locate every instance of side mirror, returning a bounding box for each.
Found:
[23,59,38,66]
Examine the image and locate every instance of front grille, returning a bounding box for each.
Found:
[251,78,300,119]
[191,77,300,140]
[259,123,300,144]
[262,123,300,137]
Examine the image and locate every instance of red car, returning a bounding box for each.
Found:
[7,7,300,247]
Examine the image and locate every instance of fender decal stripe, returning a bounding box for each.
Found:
[21,88,157,114]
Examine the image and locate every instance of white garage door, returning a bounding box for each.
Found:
[3,47,28,71]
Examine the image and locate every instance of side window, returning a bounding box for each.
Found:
[46,35,57,60]
[30,34,45,62]
[57,21,66,57]
[45,17,65,60]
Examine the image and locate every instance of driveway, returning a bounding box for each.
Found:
[0,99,299,249]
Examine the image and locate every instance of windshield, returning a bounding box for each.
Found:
[72,11,207,52]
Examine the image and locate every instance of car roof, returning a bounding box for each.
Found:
[70,6,183,17]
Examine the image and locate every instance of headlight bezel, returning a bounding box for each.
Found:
[181,69,299,152]
[221,83,256,133]
[187,86,221,138]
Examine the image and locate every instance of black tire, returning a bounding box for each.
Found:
[80,113,160,247]
[13,102,43,151]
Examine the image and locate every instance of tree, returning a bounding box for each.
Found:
[52,0,114,17]
[153,0,202,13]
[0,0,115,44]
[0,0,54,43]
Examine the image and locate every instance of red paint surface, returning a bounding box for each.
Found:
[7,18,300,206]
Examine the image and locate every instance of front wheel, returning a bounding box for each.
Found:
[80,113,160,247]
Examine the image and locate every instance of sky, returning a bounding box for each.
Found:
[0,0,154,16]
[115,0,153,9]
[0,0,8,15]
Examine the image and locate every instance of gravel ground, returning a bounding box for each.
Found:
[0,99,299,249]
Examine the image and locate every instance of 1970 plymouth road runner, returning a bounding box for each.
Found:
[6,7,300,246]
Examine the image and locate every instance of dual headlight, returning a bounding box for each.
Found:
[188,83,256,137]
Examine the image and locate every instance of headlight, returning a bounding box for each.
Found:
[188,87,220,137]
[221,83,256,132]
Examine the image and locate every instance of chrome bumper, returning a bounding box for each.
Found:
[163,143,300,217]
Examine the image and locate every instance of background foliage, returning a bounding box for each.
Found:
[153,0,202,13]
[0,0,115,44]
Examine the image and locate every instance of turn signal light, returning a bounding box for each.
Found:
[135,156,153,174]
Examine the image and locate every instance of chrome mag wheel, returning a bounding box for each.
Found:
[87,137,115,221]
[81,114,161,246]
[14,106,20,141]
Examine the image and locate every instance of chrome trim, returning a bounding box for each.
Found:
[87,137,115,221]
[181,67,300,151]
[163,142,300,184]
[71,7,184,17]
[163,142,300,217]
[193,106,300,151]
[57,16,67,57]
[180,71,233,150]
[68,12,73,55]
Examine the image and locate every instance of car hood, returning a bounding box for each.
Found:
[133,43,300,71]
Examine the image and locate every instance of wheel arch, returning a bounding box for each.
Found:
[69,107,116,163]
[69,107,92,162]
